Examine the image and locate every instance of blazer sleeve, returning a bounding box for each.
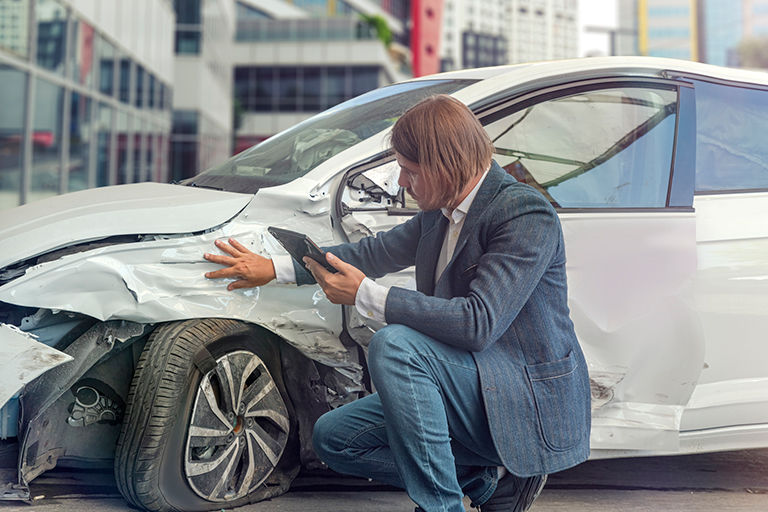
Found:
[293,212,424,285]
[385,189,561,352]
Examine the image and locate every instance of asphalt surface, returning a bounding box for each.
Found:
[1,448,767,511]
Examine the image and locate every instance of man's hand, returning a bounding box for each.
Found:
[204,238,276,291]
[303,252,365,305]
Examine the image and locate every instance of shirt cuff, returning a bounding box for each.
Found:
[355,277,389,323]
[272,254,297,284]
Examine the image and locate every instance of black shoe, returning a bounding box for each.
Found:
[479,473,547,512]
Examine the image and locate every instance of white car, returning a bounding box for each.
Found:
[1,56,767,511]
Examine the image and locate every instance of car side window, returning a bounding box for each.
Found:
[690,79,768,192]
[484,86,678,208]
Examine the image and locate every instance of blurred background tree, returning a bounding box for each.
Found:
[737,37,768,69]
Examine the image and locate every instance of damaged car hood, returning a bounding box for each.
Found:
[0,183,253,269]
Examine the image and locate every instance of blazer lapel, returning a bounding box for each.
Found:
[415,211,447,295]
[436,162,506,287]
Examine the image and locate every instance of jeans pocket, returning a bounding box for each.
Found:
[525,352,586,452]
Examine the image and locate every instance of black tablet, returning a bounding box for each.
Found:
[267,226,337,273]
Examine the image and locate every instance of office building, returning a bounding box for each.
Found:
[440,0,578,70]
[170,0,236,182]
[230,0,408,153]
[628,0,768,65]
[0,0,174,210]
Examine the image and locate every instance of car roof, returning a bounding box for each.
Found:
[411,56,768,88]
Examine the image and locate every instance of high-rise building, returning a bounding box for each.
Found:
[639,0,699,60]
[230,0,408,153]
[440,0,578,70]
[0,0,174,211]
[626,0,768,65]
[170,0,236,182]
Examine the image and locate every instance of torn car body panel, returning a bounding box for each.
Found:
[0,323,73,411]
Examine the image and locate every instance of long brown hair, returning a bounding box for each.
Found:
[390,94,493,207]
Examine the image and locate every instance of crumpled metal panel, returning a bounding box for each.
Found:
[0,323,73,409]
[0,188,358,377]
[561,211,702,452]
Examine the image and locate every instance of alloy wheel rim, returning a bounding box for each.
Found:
[184,350,289,502]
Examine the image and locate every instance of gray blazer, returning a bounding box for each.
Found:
[298,161,591,476]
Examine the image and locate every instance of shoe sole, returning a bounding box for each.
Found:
[519,474,547,511]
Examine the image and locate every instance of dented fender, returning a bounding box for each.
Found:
[0,187,360,378]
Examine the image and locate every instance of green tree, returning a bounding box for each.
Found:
[737,37,768,69]
[359,14,392,47]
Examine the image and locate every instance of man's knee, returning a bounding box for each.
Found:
[369,324,414,373]
[312,408,343,463]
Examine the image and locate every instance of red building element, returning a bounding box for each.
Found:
[411,0,443,77]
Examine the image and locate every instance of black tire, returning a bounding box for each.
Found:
[114,319,299,512]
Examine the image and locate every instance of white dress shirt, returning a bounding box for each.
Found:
[272,170,490,323]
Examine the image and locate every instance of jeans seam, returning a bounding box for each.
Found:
[474,472,498,506]
[407,361,453,512]
[403,347,477,372]
[343,422,387,449]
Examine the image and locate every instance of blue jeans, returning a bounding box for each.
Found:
[313,324,503,512]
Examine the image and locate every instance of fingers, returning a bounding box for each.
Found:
[303,257,326,282]
[228,238,253,254]
[214,238,243,257]
[228,279,252,291]
[205,266,241,279]
[325,252,350,273]
[204,252,236,266]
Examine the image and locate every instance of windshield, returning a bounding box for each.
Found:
[185,79,477,193]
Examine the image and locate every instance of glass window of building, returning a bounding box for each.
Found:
[175,0,202,54]
[351,67,379,97]
[325,67,347,108]
[0,65,26,209]
[278,68,299,112]
[116,110,130,184]
[173,110,198,135]
[97,35,116,96]
[70,17,95,87]
[133,121,145,181]
[30,78,64,202]
[68,92,92,192]
[254,68,275,111]
[36,0,68,75]
[303,68,322,111]
[95,103,112,187]
[135,65,145,108]
[0,0,30,58]
[119,57,132,104]
[148,74,156,109]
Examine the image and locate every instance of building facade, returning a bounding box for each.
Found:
[230,0,408,153]
[0,0,174,211]
[170,0,236,182]
[625,0,768,65]
[440,0,578,70]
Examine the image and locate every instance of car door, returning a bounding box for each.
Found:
[669,75,768,442]
[336,76,701,455]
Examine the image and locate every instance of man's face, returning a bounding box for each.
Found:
[396,153,440,211]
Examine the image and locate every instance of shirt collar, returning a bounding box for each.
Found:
[441,168,490,224]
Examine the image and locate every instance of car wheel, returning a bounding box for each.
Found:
[115,319,298,512]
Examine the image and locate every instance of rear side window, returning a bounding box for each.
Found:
[485,86,678,208]
[692,79,768,192]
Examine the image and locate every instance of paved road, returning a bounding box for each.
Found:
[1,448,767,511]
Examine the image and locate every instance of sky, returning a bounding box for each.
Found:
[579,0,619,57]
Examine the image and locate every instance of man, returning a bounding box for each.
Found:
[204,95,591,511]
